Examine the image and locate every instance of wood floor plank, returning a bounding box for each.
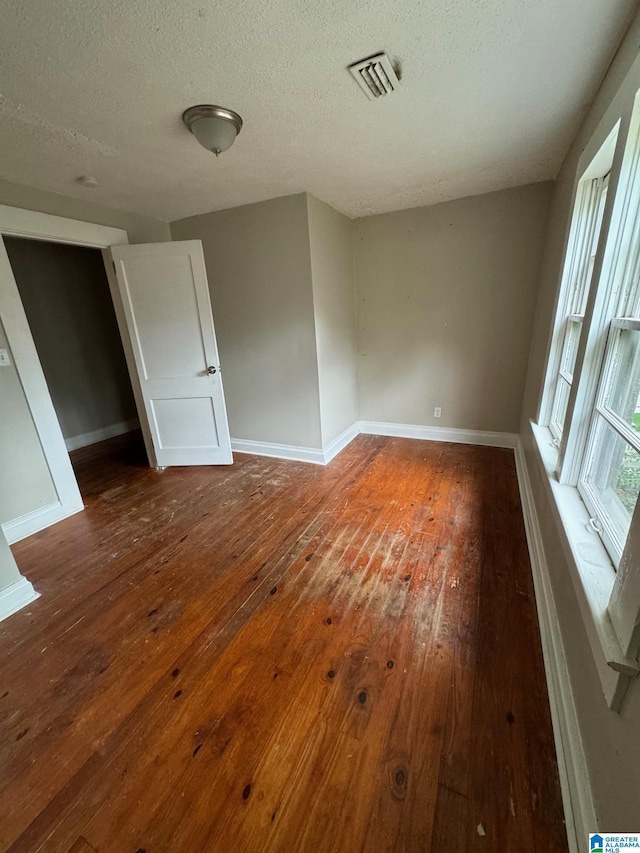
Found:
[0,432,567,852]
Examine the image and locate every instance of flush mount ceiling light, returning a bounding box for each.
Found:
[182,104,243,156]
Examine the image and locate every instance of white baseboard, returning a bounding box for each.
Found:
[514,438,595,853]
[2,500,84,544]
[322,423,360,464]
[231,422,360,467]
[0,577,39,622]
[231,438,326,465]
[64,417,140,452]
[358,420,518,448]
[232,421,519,467]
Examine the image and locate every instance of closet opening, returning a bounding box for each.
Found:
[4,236,146,497]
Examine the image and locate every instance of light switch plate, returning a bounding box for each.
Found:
[0,348,11,366]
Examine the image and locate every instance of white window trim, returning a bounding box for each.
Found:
[530,422,638,711]
[559,115,640,485]
[544,182,595,438]
[535,103,640,712]
[550,314,585,442]
[610,496,640,661]
[578,318,640,565]
[539,123,620,429]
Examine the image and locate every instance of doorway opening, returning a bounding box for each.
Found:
[3,236,147,497]
[1,208,232,546]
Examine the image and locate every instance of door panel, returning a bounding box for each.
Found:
[124,254,206,379]
[152,397,219,448]
[109,241,232,467]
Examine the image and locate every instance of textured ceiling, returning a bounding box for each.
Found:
[0,0,635,222]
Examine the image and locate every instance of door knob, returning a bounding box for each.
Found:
[207,365,217,374]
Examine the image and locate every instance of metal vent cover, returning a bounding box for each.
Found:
[348,53,400,100]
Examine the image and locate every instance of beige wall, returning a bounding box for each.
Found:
[171,194,322,449]
[0,178,171,244]
[6,237,136,442]
[520,9,640,827]
[0,527,21,591]
[171,185,551,449]
[307,195,358,446]
[354,183,552,433]
[0,317,57,525]
[0,180,169,534]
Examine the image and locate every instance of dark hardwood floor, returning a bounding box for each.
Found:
[0,433,567,852]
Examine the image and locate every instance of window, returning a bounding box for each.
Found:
[532,103,640,710]
[580,318,640,563]
[549,175,608,442]
[563,128,640,569]
[537,110,640,708]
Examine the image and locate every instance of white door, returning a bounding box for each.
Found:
[108,241,232,467]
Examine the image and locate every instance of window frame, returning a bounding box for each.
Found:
[557,118,640,487]
[548,175,609,443]
[578,318,640,565]
[536,107,640,711]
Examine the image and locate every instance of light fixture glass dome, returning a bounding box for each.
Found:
[182,105,243,156]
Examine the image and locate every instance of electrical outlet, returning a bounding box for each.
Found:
[434,406,442,418]
[0,348,11,366]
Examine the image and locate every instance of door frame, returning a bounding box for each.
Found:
[0,204,130,542]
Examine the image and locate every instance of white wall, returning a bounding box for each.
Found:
[520,8,640,826]
[307,195,358,446]
[171,194,323,449]
[354,183,552,433]
[5,237,137,443]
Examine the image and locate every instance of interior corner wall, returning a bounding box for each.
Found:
[306,195,358,446]
[170,194,323,449]
[0,179,170,531]
[519,8,640,827]
[0,526,21,591]
[353,182,553,434]
[0,316,57,526]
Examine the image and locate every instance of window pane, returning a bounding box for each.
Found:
[572,181,608,313]
[584,416,640,552]
[551,376,570,437]
[560,318,582,381]
[603,327,640,436]
[617,211,640,316]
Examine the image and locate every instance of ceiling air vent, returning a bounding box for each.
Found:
[348,53,400,100]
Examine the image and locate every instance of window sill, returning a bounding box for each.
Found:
[530,421,639,709]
